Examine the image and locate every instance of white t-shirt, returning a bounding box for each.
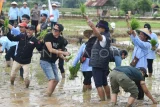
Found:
[100,35,106,47]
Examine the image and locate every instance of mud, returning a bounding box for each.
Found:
[0,43,160,107]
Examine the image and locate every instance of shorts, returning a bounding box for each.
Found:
[82,71,92,85]
[40,60,59,81]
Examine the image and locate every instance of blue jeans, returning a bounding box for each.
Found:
[40,60,59,81]
[114,56,122,67]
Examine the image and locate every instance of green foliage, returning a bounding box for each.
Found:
[69,63,81,80]
[120,0,135,13]
[66,55,73,61]
[136,0,152,15]
[153,14,160,18]
[79,3,86,15]
[118,10,125,16]
[130,18,140,30]
[4,19,9,35]
[37,30,48,40]
[150,39,157,46]
[71,11,81,15]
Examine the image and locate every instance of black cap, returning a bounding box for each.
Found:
[41,13,48,18]
[120,50,128,56]
[96,20,109,32]
[55,24,64,32]
[22,14,30,20]
[138,67,148,77]
[144,23,151,30]
[27,25,35,30]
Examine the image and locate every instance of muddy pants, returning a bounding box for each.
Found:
[109,70,138,98]
[58,58,65,73]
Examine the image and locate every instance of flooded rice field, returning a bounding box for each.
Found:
[0,43,160,107]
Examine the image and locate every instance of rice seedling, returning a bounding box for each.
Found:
[37,29,48,40]
[79,3,86,17]
[69,62,81,80]
[4,19,9,35]
[130,18,140,30]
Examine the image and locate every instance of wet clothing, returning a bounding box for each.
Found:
[40,33,64,63]
[82,71,92,85]
[7,32,43,64]
[147,59,153,73]
[58,58,65,73]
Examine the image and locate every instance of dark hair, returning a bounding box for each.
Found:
[22,14,30,20]
[120,50,128,56]
[143,32,150,40]
[96,20,109,32]
[34,3,38,5]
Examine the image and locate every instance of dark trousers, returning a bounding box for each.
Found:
[82,71,92,85]
[147,59,154,73]
[51,22,57,29]
[135,77,145,99]
[58,58,65,73]
[9,19,17,26]
[5,45,16,61]
[31,20,39,35]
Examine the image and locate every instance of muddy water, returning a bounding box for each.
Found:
[0,43,160,107]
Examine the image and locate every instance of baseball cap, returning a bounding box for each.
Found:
[144,23,151,30]
[19,22,27,27]
[27,25,35,30]
[138,67,148,77]
[41,13,48,18]
[55,24,64,32]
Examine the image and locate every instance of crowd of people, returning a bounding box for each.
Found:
[0,1,159,106]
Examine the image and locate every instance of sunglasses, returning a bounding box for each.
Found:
[53,28,59,32]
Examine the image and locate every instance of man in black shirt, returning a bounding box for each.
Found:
[109,66,157,106]
[7,24,43,88]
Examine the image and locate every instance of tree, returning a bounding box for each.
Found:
[136,0,152,15]
[120,0,135,14]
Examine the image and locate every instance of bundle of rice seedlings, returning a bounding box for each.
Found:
[69,62,81,80]
[79,3,86,17]
[150,39,157,46]
[130,18,140,30]
[4,19,9,35]
[37,29,48,40]
[66,55,73,62]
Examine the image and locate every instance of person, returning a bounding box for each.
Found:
[144,23,159,77]
[86,17,111,101]
[40,4,49,19]
[40,23,70,96]
[129,29,151,100]
[19,2,30,22]
[7,24,43,88]
[31,2,40,35]
[110,46,128,67]
[72,34,92,92]
[109,66,157,107]
[50,3,59,29]
[8,1,19,25]
[0,36,17,67]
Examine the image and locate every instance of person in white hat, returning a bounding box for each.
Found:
[19,2,30,22]
[40,4,49,19]
[128,28,151,101]
[8,1,19,25]
[50,3,59,29]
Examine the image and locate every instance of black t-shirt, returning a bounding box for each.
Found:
[114,66,144,82]
[40,33,64,63]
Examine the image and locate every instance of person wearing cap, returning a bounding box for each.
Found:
[6,24,43,88]
[50,3,59,29]
[8,1,19,25]
[144,23,159,77]
[40,23,70,96]
[109,46,128,67]
[40,4,49,19]
[109,66,157,106]
[31,2,40,35]
[19,2,30,22]
[0,36,17,67]
[129,29,151,100]
[86,18,111,101]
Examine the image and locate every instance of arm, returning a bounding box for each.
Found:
[7,32,21,41]
[140,81,157,104]
[72,44,85,67]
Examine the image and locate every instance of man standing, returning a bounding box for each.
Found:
[144,23,159,77]
[109,66,157,106]
[8,1,19,25]
[87,18,111,101]
[31,2,40,35]
[40,4,49,19]
[50,3,59,29]
[19,2,30,22]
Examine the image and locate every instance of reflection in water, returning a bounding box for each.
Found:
[0,44,160,106]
